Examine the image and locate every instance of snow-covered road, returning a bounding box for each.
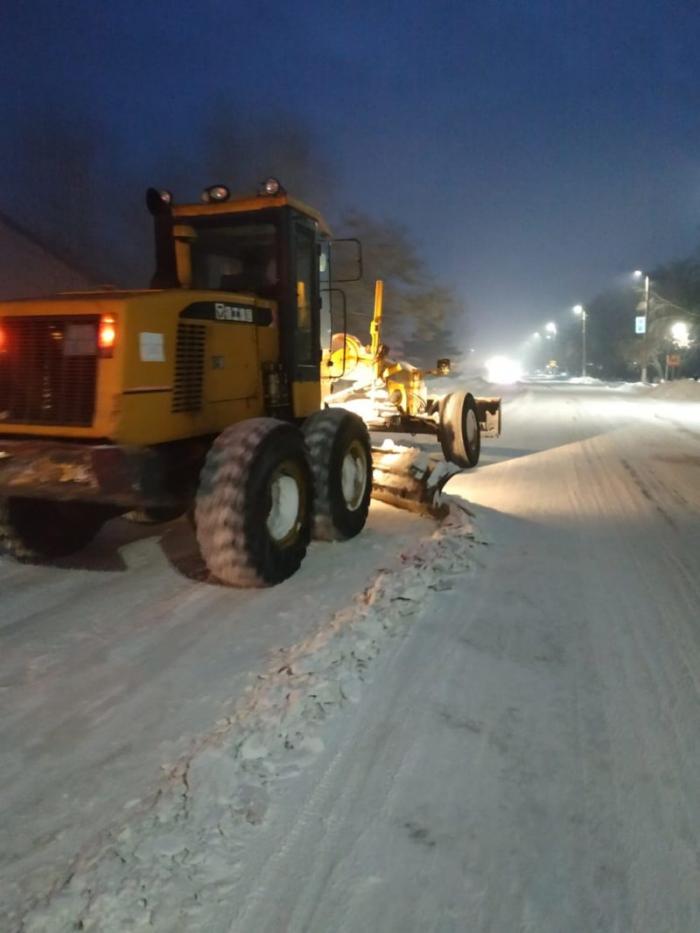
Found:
[4,382,700,931]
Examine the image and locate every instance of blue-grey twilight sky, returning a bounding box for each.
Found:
[2,0,699,355]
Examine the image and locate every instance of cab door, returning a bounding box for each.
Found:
[289,216,321,416]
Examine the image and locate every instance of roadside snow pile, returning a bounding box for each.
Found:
[17,506,478,933]
[649,378,700,401]
[566,376,605,385]
[610,381,649,392]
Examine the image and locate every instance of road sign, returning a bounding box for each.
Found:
[635,316,646,334]
[666,354,681,368]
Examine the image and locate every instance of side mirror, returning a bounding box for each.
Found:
[331,238,363,283]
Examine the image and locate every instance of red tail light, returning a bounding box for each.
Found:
[98,315,116,357]
[0,324,6,352]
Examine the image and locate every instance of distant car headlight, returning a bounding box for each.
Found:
[485,356,523,384]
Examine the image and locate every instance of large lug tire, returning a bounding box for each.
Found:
[439,391,481,468]
[195,418,313,587]
[303,407,372,541]
[0,498,110,562]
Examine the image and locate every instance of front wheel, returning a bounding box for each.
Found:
[303,408,372,541]
[439,391,480,468]
[195,418,313,587]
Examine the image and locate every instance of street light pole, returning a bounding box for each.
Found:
[634,271,651,382]
[641,274,650,383]
[573,305,587,378]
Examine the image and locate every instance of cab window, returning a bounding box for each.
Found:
[190,222,277,296]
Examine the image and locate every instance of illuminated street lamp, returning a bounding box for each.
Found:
[543,321,557,342]
[633,270,651,382]
[573,305,587,378]
[670,320,690,348]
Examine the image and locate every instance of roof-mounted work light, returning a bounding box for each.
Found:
[201,184,231,204]
[259,177,285,197]
[145,187,174,214]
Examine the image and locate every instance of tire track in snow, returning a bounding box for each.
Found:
[15,508,478,933]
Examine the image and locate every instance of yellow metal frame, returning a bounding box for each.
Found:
[324,279,432,417]
[172,193,332,235]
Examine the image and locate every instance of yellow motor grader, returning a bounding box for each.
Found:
[0,179,500,585]
[0,180,375,585]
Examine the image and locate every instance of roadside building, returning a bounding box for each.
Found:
[0,211,95,299]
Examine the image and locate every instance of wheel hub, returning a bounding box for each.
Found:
[341,441,368,511]
[266,468,301,543]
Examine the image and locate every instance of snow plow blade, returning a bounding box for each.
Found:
[371,443,460,518]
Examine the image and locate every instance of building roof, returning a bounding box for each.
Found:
[0,211,95,300]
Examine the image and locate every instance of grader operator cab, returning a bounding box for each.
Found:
[0,179,373,585]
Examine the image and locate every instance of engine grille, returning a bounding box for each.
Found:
[172,323,206,412]
[0,316,98,427]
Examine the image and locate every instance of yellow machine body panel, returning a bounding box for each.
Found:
[0,289,279,445]
[291,380,321,418]
[206,322,258,402]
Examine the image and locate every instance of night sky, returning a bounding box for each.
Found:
[2,1,699,357]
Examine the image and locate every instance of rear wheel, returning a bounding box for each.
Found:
[0,498,110,562]
[439,391,480,468]
[303,408,372,541]
[195,418,312,587]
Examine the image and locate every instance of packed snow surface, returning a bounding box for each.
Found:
[3,380,700,932]
[6,506,477,931]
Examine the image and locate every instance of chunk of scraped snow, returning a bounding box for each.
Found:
[299,735,324,755]
[309,679,343,706]
[238,734,271,761]
[339,672,363,704]
[186,746,240,799]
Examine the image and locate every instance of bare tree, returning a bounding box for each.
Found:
[338,211,465,366]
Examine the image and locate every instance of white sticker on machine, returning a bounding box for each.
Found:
[139,332,165,362]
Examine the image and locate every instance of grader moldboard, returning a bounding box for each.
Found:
[0,179,500,586]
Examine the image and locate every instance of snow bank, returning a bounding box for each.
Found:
[648,379,700,401]
[16,506,478,933]
[566,376,605,385]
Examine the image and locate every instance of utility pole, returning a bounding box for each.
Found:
[573,305,587,378]
[641,274,650,383]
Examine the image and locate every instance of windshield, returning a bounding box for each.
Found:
[189,221,278,297]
